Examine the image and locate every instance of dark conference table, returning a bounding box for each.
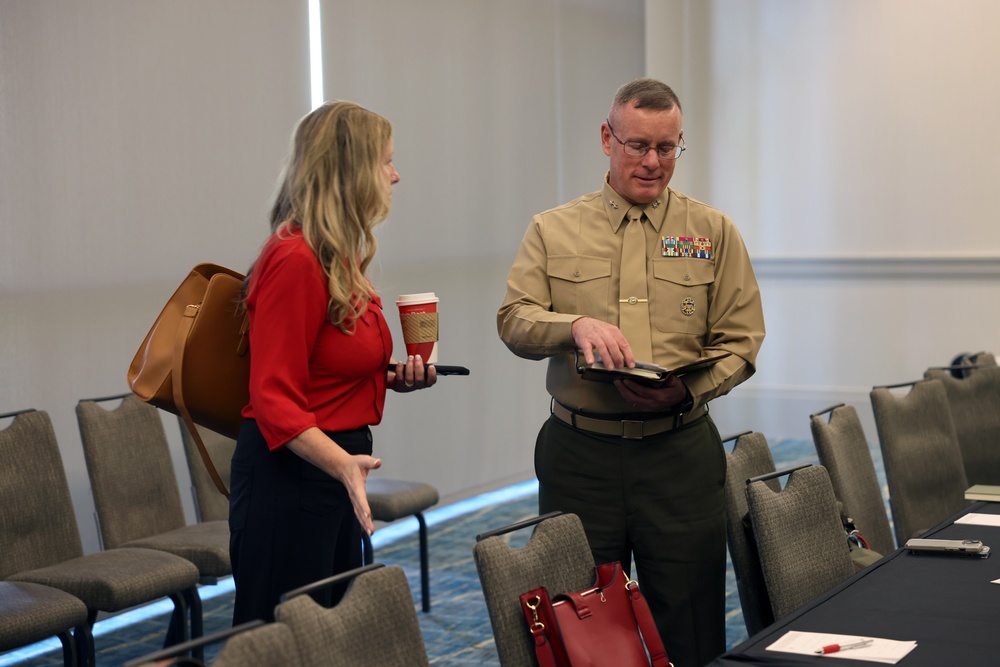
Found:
[709,500,1000,666]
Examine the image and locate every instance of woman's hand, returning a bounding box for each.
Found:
[286,427,382,535]
[338,453,383,535]
[387,355,438,392]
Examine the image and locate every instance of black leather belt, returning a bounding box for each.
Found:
[551,400,708,440]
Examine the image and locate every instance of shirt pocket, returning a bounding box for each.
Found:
[548,255,612,320]
[651,258,714,334]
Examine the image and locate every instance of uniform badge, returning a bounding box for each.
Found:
[680,297,696,316]
[662,236,712,259]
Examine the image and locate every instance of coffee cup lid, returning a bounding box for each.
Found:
[396,292,439,305]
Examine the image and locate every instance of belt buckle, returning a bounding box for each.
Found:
[621,420,644,439]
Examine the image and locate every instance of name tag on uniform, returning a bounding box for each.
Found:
[662,236,712,259]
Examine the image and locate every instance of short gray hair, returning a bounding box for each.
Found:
[611,78,682,115]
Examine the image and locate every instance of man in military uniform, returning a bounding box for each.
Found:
[497,78,765,666]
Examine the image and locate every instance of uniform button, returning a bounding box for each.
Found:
[573,271,581,277]
[684,274,691,282]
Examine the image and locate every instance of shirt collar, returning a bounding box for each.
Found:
[601,176,669,234]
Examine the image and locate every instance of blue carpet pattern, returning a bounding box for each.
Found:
[1,437,888,666]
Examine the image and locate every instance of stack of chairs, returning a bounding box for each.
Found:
[0,408,203,666]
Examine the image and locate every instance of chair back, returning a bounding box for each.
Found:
[746,465,855,621]
[124,620,303,667]
[213,621,303,667]
[177,417,235,522]
[473,512,596,666]
[924,366,1000,486]
[0,409,85,577]
[721,431,776,635]
[870,380,969,544]
[76,394,186,549]
[946,351,997,377]
[275,564,429,666]
[810,404,895,555]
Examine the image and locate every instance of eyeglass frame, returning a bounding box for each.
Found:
[605,118,685,161]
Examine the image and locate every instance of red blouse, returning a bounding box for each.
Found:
[241,230,392,450]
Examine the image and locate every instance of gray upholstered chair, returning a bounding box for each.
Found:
[361,477,439,612]
[211,621,302,667]
[943,350,997,378]
[472,512,596,667]
[0,408,203,666]
[124,620,303,667]
[177,416,235,522]
[923,365,1000,486]
[75,394,231,584]
[746,465,855,621]
[0,581,91,667]
[870,379,970,545]
[810,403,895,556]
[722,431,777,635]
[275,563,429,666]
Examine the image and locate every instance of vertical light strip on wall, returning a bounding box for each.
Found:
[308,0,324,108]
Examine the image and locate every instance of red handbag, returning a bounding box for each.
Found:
[519,561,672,667]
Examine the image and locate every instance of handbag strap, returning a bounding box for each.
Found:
[173,303,231,499]
[625,580,671,667]
[530,624,560,667]
[521,589,565,667]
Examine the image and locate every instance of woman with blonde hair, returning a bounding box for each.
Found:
[229,101,436,624]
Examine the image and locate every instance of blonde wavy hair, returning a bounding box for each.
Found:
[249,101,393,333]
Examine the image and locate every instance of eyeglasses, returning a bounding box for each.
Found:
[606,118,685,161]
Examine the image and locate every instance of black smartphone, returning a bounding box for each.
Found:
[386,363,469,376]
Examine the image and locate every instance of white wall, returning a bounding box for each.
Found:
[647,0,1000,443]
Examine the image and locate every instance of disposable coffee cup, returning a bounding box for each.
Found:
[396,293,439,363]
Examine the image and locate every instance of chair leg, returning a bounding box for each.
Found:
[416,511,430,613]
[73,623,95,667]
[164,591,189,647]
[58,628,77,667]
[361,512,430,611]
[362,530,374,565]
[184,586,204,661]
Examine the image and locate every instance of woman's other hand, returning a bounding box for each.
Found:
[387,355,437,392]
[343,453,382,535]
[286,428,383,535]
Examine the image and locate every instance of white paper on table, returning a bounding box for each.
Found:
[992,578,1000,585]
[766,631,917,664]
[953,513,1000,527]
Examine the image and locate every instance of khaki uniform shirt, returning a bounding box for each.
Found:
[497,179,765,415]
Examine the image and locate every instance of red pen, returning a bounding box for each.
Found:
[815,639,874,654]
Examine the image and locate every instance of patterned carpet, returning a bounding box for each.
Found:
[2,437,867,666]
